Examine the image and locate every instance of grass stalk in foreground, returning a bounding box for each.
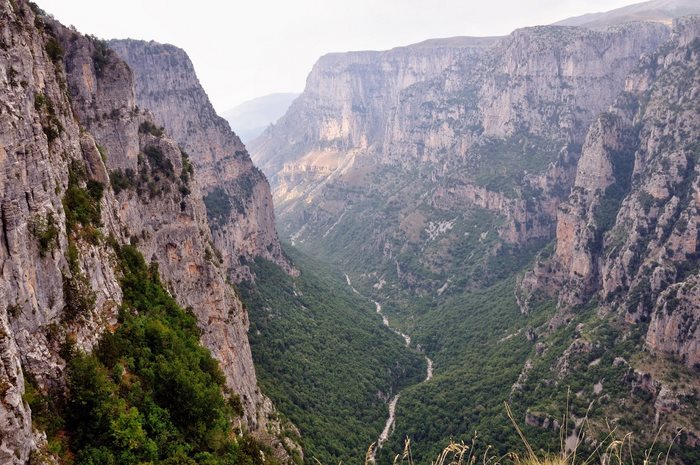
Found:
[361,402,681,465]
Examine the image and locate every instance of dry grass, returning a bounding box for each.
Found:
[361,400,682,465]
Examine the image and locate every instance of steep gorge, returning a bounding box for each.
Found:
[3,0,700,463]
[523,16,700,367]
[251,22,671,293]
[249,9,700,464]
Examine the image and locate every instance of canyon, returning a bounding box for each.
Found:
[2,0,700,464]
[249,1,700,462]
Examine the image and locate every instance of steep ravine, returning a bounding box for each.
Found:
[344,273,433,456]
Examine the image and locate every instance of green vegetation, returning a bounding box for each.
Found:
[240,250,425,465]
[63,160,103,243]
[137,147,172,199]
[180,150,194,186]
[34,91,64,142]
[28,1,47,16]
[60,161,101,322]
[144,146,175,179]
[376,279,551,464]
[62,241,96,323]
[110,144,191,203]
[30,211,59,257]
[109,168,137,195]
[139,121,165,137]
[468,134,563,197]
[203,187,232,229]
[89,35,111,77]
[40,241,273,465]
[45,37,64,64]
[283,157,694,463]
[592,126,637,244]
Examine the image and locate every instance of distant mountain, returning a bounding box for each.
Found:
[223,93,299,144]
[555,0,700,28]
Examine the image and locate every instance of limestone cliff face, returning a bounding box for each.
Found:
[251,37,498,180]
[53,17,275,429]
[107,40,293,282]
[526,17,700,367]
[0,3,121,460]
[250,22,669,294]
[388,23,670,160]
[0,2,293,461]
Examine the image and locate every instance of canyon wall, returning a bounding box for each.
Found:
[250,21,670,293]
[109,39,294,282]
[0,2,294,462]
[524,16,700,367]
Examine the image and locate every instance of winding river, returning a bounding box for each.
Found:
[344,273,434,457]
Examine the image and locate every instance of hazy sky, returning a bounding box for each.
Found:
[42,0,640,112]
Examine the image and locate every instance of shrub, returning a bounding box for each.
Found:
[144,145,174,179]
[109,168,136,195]
[203,187,232,229]
[138,121,164,137]
[62,242,96,323]
[34,92,63,142]
[29,212,59,257]
[180,151,194,185]
[63,161,103,238]
[89,35,110,77]
[57,243,272,465]
[45,38,64,64]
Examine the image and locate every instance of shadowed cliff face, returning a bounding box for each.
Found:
[524,17,700,368]
[107,40,295,282]
[0,1,296,462]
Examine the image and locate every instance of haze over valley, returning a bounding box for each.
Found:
[1,1,700,465]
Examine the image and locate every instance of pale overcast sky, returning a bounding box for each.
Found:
[41,0,640,112]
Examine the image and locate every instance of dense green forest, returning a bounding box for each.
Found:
[284,192,698,464]
[27,241,270,465]
[240,251,426,465]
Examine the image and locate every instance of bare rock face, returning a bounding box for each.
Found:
[251,36,499,180]
[107,40,294,282]
[250,21,669,295]
[647,276,700,367]
[0,2,124,461]
[52,17,270,426]
[0,1,295,461]
[527,17,700,367]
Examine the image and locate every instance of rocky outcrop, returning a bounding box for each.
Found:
[51,17,274,428]
[0,2,294,461]
[526,17,700,367]
[647,276,700,367]
[251,36,498,180]
[108,39,294,281]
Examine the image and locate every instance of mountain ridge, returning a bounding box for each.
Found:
[108,39,295,282]
[555,0,700,28]
[0,1,297,462]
